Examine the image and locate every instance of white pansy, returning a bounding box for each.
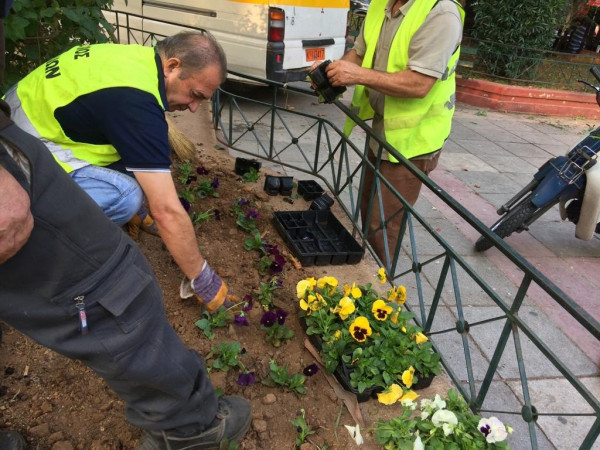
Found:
[344,424,364,446]
[431,409,458,428]
[442,423,455,436]
[401,398,417,410]
[420,398,432,409]
[477,417,508,443]
[420,410,430,420]
[413,434,424,450]
[431,394,447,410]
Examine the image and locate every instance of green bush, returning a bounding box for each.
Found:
[2,0,115,90]
[471,0,568,80]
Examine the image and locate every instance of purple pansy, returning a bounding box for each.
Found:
[245,209,259,221]
[260,310,278,328]
[211,177,220,189]
[236,198,250,207]
[242,295,254,311]
[303,363,320,377]
[179,198,191,211]
[196,165,209,175]
[234,314,250,326]
[237,371,256,386]
[275,309,288,325]
[214,209,221,221]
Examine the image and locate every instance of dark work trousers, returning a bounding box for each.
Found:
[360,150,440,265]
[0,110,218,432]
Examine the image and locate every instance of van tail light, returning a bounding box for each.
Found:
[268,7,285,42]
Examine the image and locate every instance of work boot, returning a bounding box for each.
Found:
[0,431,26,450]
[137,396,251,450]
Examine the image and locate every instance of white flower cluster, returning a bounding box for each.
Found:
[411,394,511,449]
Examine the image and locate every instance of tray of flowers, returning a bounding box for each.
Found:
[297,271,441,403]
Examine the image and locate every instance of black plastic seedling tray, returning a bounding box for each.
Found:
[273,210,364,266]
[297,180,324,200]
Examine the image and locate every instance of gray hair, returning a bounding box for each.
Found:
[156,31,227,82]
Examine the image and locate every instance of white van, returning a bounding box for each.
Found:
[105,0,349,83]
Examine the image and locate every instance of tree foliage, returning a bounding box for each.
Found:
[471,0,568,80]
[2,0,115,90]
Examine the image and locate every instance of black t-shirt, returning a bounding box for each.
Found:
[53,55,171,173]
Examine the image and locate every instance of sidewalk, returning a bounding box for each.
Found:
[220,90,600,449]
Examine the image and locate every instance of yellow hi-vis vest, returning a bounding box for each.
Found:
[344,0,465,162]
[14,44,164,173]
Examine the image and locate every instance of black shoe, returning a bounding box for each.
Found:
[0,431,26,450]
[137,396,251,450]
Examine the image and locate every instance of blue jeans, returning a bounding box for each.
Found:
[70,164,143,226]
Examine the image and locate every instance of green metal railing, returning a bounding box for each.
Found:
[459,37,600,91]
[213,71,600,449]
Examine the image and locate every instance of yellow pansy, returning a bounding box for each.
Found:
[333,330,342,340]
[349,316,372,342]
[332,296,356,320]
[343,282,362,299]
[371,299,393,321]
[296,279,311,299]
[305,277,317,290]
[400,390,419,402]
[401,366,415,388]
[377,384,402,405]
[390,310,400,324]
[299,299,309,311]
[414,332,429,344]
[377,267,387,284]
[317,276,338,289]
[401,326,407,333]
[388,285,407,304]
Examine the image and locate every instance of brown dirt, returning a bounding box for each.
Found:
[0,105,451,449]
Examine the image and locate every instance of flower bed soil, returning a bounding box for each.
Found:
[0,106,451,449]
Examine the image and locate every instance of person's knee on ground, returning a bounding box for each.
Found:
[0,430,26,450]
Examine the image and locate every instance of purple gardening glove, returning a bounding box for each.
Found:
[179,262,235,312]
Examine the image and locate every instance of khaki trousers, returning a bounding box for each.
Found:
[360,150,440,264]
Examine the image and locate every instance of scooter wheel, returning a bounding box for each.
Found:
[475,201,538,252]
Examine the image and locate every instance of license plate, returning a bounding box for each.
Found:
[306,48,325,62]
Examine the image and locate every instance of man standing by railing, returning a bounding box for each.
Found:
[324,0,464,264]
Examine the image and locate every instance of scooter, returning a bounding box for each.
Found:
[475,67,600,251]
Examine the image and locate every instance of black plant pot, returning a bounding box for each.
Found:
[298,180,324,200]
[234,157,261,176]
[412,372,436,390]
[279,176,294,196]
[334,361,383,403]
[264,175,280,196]
[309,193,334,211]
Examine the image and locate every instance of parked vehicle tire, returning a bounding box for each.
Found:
[475,200,539,252]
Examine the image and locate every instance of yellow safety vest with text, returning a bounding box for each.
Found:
[344,0,465,162]
[15,44,164,172]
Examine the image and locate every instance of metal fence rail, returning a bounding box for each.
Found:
[213,72,600,449]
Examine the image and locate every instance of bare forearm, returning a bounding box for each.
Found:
[327,56,436,99]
